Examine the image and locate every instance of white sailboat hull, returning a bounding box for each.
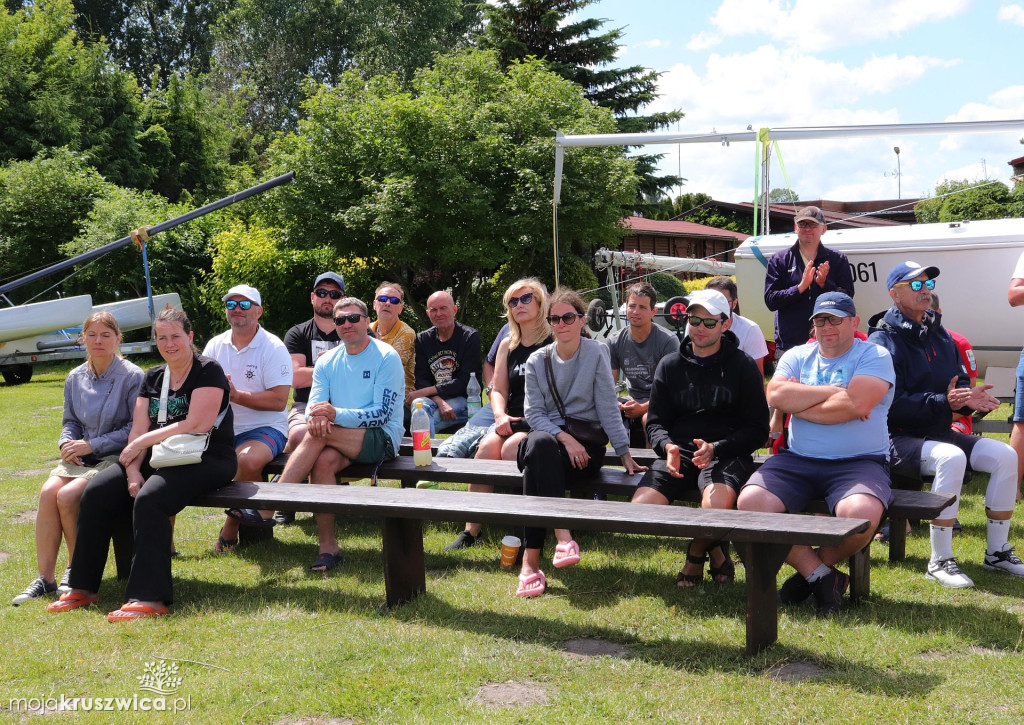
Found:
[0,296,93,344]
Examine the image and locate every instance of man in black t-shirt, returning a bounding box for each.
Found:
[406,291,481,435]
[283,272,344,452]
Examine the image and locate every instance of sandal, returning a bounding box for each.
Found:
[47,591,99,613]
[225,508,276,528]
[309,551,345,572]
[107,602,169,622]
[676,540,707,587]
[516,571,546,597]
[707,540,735,584]
[215,529,237,553]
[552,540,581,568]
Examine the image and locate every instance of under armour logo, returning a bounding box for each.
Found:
[363,370,371,379]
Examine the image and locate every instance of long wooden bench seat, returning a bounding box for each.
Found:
[191,480,871,655]
[263,452,954,567]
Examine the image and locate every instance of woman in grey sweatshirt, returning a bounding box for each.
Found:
[515,289,646,597]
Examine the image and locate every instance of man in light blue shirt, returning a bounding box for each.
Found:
[277,297,405,572]
[738,292,894,614]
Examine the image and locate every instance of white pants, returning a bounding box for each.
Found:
[920,436,1018,519]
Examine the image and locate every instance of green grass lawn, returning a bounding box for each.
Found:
[1,361,1023,723]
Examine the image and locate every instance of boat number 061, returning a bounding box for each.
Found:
[847,261,878,283]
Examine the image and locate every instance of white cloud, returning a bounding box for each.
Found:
[686,31,721,51]
[998,3,1024,25]
[708,0,973,51]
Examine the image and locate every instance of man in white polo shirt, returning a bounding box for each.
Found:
[203,284,293,551]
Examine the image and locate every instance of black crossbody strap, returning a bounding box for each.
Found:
[543,347,567,420]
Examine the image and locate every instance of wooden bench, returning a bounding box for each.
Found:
[263,451,954,569]
[972,365,1017,435]
[190,480,871,655]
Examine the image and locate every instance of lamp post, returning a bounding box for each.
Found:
[894,146,901,199]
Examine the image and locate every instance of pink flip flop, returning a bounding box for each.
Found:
[552,540,581,568]
[516,571,546,597]
[106,602,169,622]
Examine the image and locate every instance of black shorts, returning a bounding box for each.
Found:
[637,455,757,503]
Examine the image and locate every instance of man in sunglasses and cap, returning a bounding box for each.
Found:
[204,284,293,547]
[868,261,1024,588]
[631,289,769,587]
[739,292,895,614]
[764,206,855,355]
[283,272,346,454]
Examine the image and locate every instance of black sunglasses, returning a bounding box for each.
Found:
[508,292,534,308]
[686,314,721,329]
[314,288,343,299]
[225,300,253,311]
[376,295,402,305]
[333,313,367,325]
[811,316,846,327]
[547,312,580,326]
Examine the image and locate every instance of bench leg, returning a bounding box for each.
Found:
[382,517,425,608]
[734,542,790,655]
[888,515,908,562]
[848,543,871,603]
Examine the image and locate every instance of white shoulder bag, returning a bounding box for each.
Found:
[149,366,227,469]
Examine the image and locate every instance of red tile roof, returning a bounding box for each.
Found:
[621,216,749,241]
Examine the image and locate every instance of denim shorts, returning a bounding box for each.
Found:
[235,426,287,458]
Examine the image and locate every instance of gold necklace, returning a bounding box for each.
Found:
[169,359,193,389]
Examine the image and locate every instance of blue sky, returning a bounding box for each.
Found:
[573,0,1024,204]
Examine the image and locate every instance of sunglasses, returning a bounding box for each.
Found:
[508,292,535,308]
[895,279,936,292]
[376,295,402,305]
[687,314,722,329]
[547,312,580,326]
[225,300,253,311]
[796,220,821,229]
[333,313,367,325]
[314,288,343,299]
[811,316,846,327]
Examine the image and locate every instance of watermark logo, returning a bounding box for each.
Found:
[9,659,191,714]
[137,660,183,695]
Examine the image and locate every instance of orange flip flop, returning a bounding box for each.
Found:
[106,602,169,622]
[47,591,99,613]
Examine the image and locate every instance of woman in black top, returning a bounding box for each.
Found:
[49,307,236,621]
[445,278,552,551]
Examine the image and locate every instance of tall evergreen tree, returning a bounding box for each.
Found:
[479,0,682,207]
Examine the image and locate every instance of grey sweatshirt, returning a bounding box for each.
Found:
[59,356,145,458]
[524,337,630,455]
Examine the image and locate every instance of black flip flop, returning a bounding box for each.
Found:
[224,508,276,528]
[309,551,345,572]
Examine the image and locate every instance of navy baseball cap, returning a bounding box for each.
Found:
[313,272,346,291]
[886,261,939,290]
[810,291,856,319]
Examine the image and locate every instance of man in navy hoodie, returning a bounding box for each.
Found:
[764,206,855,355]
[868,261,1024,588]
[631,289,769,587]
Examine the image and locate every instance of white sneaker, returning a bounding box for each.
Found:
[926,558,974,588]
[984,543,1024,577]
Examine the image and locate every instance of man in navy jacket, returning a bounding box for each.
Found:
[868,261,1024,588]
[764,206,855,354]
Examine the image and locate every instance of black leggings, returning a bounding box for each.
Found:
[517,430,605,550]
[68,455,235,604]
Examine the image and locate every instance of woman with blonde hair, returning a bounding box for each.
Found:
[12,312,144,606]
[446,278,552,551]
[49,307,236,620]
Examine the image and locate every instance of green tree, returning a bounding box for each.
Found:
[267,50,636,326]
[0,0,150,187]
[479,0,683,203]
[914,179,1014,223]
[0,149,106,302]
[769,187,799,203]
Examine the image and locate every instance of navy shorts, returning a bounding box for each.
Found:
[637,456,756,503]
[743,449,892,514]
[235,426,287,458]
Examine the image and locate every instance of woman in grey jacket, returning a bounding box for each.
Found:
[12,312,144,606]
[515,289,647,597]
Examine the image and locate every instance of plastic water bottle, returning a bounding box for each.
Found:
[466,372,482,415]
[411,401,432,467]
